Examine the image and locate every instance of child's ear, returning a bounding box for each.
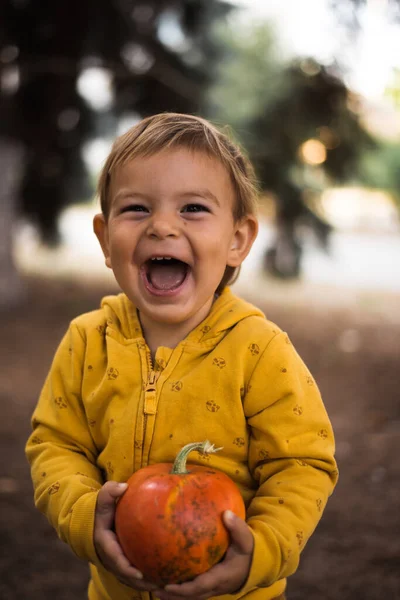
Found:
[228,215,258,267]
[93,213,112,269]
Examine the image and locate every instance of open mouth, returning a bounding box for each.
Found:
[143,257,190,293]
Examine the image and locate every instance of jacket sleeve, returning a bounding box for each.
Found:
[25,322,102,565]
[239,331,338,593]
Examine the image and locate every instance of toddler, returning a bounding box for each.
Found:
[26,113,338,600]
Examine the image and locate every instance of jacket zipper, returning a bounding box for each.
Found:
[141,350,159,465]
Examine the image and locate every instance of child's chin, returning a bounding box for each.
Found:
[143,306,192,326]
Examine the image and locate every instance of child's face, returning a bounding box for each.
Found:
[94,148,257,335]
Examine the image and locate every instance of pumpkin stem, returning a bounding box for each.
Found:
[171,440,223,474]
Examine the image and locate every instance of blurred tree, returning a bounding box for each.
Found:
[0,0,231,306]
[207,23,376,278]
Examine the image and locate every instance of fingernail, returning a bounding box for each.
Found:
[117,482,128,489]
[133,571,143,579]
[224,509,235,522]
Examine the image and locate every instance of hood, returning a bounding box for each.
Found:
[100,287,265,344]
[101,293,140,341]
[186,287,265,343]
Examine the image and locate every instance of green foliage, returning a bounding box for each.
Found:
[358,142,400,206]
[207,23,285,128]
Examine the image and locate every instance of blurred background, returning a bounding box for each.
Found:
[1,0,399,598]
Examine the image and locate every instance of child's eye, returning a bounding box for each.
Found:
[120,204,148,214]
[182,203,210,213]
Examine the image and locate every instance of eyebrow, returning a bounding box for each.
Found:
[113,188,221,206]
[179,189,220,207]
[113,190,150,203]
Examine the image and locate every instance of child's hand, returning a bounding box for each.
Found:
[153,510,254,600]
[93,481,159,592]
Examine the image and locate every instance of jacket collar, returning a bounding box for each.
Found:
[100,287,265,345]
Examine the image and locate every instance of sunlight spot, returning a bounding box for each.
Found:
[121,43,154,74]
[77,67,114,111]
[299,139,327,165]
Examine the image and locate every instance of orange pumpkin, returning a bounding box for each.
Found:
[115,440,246,586]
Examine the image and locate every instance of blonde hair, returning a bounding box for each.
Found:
[97,112,259,292]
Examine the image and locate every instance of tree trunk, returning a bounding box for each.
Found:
[0,138,25,309]
[264,223,302,279]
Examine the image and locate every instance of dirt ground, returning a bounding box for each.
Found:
[1,275,400,600]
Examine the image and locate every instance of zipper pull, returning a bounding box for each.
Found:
[144,370,158,415]
[146,370,157,389]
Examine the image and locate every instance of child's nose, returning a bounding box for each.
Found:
[146,213,180,239]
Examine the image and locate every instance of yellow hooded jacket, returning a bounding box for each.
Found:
[26,288,338,600]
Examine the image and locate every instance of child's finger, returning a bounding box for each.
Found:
[162,562,226,598]
[95,481,127,530]
[222,510,254,554]
[96,527,145,582]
